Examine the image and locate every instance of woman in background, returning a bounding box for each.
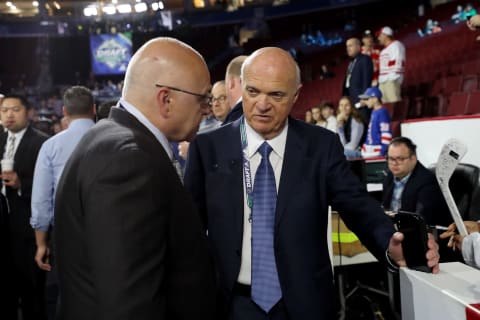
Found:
[305,109,315,124]
[336,96,365,158]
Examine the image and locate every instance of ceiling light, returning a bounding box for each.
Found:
[32,1,39,7]
[112,0,117,3]
[159,1,164,10]
[6,2,12,7]
[102,5,116,15]
[151,2,158,11]
[53,1,61,10]
[134,2,147,12]
[83,6,98,16]
[117,4,131,13]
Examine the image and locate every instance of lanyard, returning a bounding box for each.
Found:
[240,117,254,223]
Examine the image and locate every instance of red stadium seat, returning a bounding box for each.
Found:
[446,92,469,116]
[462,75,478,93]
[466,91,480,115]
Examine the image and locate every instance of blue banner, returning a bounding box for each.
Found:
[90,33,132,75]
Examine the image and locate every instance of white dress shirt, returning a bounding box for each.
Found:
[3,127,27,160]
[237,119,288,285]
[119,98,172,160]
[2,127,27,196]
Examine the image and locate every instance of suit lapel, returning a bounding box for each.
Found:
[275,119,309,227]
[227,120,245,241]
[14,126,33,171]
[383,178,394,209]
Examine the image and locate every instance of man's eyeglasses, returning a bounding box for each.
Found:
[212,95,227,104]
[386,155,411,164]
[155,84,212,108]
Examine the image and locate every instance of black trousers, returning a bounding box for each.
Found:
[9,234,47,320]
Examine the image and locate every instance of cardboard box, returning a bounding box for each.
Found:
[331,212,368,257]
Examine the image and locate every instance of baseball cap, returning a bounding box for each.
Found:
[376,26,393,37]
[363,29,373,38]
[358,87,382,100]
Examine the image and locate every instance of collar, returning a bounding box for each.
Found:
[67,118,95,130]
[118,98,173,160]
[394,172,411,185]
[233,97,242,109]
[244,118,288,160]
[8,126,28,141]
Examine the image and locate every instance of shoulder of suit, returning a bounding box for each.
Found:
[29,126,50,141]
[413,162,436,180]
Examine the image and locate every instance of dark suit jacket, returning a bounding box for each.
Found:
[342,53,374,103]
[54,107,216,320]
[382,162,452,227]
[222,101,243,125]
[0,126,48,239]
[184,117,395,319]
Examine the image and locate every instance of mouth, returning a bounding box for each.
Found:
[253,114,272,121]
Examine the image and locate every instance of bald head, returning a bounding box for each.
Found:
[241,47,302,140]
[122,37,211,142]
[123,37,208,105]
[242,47,300,88]
[346,38,361,58]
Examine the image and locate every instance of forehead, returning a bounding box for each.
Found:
[388,143,410,155]
[243,60,295,91]
[346,40,356,46]
[212,83,226,95]
[1,97,25,108]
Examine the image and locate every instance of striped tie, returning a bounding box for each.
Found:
[251,142,282,312]
[7,134,15,159]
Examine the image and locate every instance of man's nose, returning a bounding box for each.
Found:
[256,95,270,109]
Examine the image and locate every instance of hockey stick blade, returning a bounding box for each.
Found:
[435,138,468,236]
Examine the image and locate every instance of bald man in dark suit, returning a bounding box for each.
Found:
[185,47,440,320]
[54,37,216,320]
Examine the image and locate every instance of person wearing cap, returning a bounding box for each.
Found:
[342,37,373,105]
[377,26,406,103]
[358,87,392,158]
[361,30,380,86]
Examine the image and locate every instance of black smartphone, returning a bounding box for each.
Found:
[393,211,432,273]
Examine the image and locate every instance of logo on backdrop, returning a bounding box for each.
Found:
[90,32,132,75]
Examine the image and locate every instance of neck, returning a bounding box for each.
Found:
[67,114,93,121]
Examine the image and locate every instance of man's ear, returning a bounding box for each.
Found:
[62,106,68,117]
[227,76,235,90]
[157,87,171,118]
[292,84,302,104]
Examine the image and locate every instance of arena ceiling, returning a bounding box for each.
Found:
[0,1,186,19]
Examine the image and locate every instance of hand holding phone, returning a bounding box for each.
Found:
[393,211,432,273]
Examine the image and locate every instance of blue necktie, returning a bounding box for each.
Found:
[251,142,282,312]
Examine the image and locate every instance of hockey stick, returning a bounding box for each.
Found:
[435,138,468,237]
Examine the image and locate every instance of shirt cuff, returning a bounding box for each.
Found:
[386,249,400,273]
